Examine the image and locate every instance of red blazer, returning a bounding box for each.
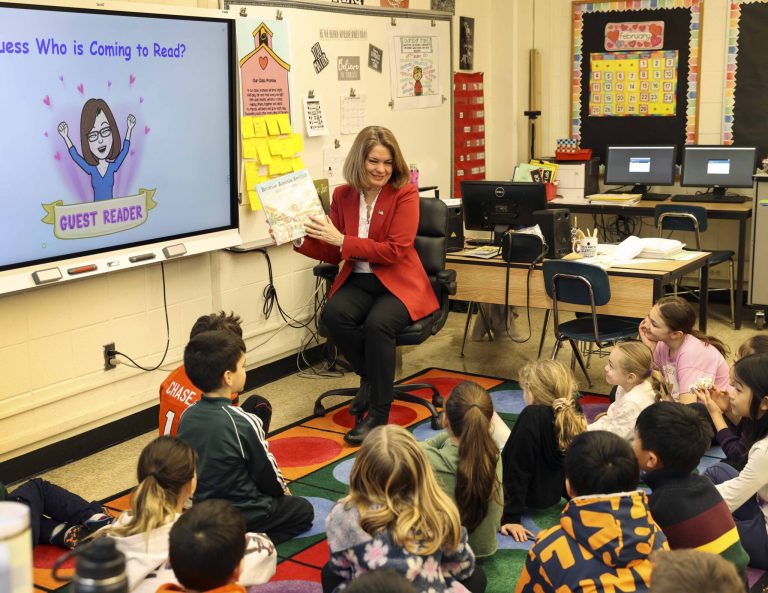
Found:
[296,183,439,321]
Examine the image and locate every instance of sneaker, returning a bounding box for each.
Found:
[84,511,113,532]
[50,523,88,549]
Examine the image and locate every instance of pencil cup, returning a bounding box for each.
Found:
[578,236,598,258]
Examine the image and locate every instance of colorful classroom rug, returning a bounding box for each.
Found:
[31,368,766,593]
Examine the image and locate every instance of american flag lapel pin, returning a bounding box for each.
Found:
[378,210,384,215]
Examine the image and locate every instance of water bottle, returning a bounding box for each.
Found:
[71,538,128,593]
[0,502,33,593]
[409,164,419,187]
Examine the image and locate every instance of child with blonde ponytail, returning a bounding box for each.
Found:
[589,341,670,440]
[96,436,275,593]
[500,360,586,542]
[421,381,502,558]
[323,425,486,593]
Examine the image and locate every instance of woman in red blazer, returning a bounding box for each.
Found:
[296,126,438,445]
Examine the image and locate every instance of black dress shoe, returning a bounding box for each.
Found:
[348,381,371,415]
[343,415,385,445]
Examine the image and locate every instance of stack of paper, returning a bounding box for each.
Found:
[637,237,685,259]
[586,193,642,206]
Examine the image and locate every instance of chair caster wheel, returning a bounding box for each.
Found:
[756,310,766,330]
[313,404,326,417]
[431,412,443,430]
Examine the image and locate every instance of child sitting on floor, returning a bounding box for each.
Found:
[1,478,111,549]
[639,296,730,403]
[649,549,745,593]
[500,359,586,542]
[96,436,275,593]
[589,341,669,440]
[178,330,313,543]
[158,311,271,436]
[515,430,668,593]
[697,334,768,465]
[156,499,273,593]
[703,353,768,570]
[634,402,749,576]
[323,424,485,593]
[420,381,502,558]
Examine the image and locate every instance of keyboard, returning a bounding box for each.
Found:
[670,193,748,204]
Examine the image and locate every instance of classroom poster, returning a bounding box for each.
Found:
[237,20,293,119]
[588,50,678,117]
[389,32,441,109]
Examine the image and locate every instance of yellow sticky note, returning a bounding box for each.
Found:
[253,117,268,138]
[281,139,295,158]
[265,115,280,136]
[268,159,285,176]
[290,133,304,153]
[244,162,260,189]
[247,190,262,211]
[268,138,283,155]
[242,138,258,159]
[240,116,255,139]
[256,144,273,165]
[291,157,305,172]
[276,113,292,134]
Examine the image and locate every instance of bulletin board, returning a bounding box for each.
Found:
[722,0,768,159]
[226,1,453,248]
[571,0,702,164]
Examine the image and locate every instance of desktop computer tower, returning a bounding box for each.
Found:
[533,209,571,259]
[446,205,464,252]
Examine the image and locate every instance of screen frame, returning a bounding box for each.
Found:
[460,181,548,232]
[680,145,757,189]
[0,0,241,294]
[604,145,677,186]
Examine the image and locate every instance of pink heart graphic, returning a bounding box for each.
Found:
[108,80,112,88]
[44,131,48,137]
[129,74,136,85]
[144,125,150,134]
[53,152,61,161]
[58,75,64,82]
[42,95,51,106]
[139,96,144,103]
[77,83,84,95]
[639,24,646,31]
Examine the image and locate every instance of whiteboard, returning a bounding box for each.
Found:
[227,0,453,248]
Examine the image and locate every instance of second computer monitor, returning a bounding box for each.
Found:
[681,145,756,196]
[461,181,547,233]
[605,145,677,198]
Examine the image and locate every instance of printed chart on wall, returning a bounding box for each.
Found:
[722,0,768,160]
[571,0,701,164]
[389,26,442,110]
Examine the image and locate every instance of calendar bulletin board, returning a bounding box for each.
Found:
[722,0,768,159]
[571,0,702,164]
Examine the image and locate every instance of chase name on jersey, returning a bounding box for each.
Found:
[165,381,197,405]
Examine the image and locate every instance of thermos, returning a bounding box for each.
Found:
[0,502,33,593]
[66,538,128,593]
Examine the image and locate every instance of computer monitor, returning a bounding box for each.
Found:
[461,181,547,234]
[605,145,677,200]
[680,145,756,199]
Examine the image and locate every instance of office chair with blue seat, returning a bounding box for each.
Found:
[543,260,639,387]
[654,204,735,325]
[312,197,457,430]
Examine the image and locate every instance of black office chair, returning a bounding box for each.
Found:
[543,260,639,387]
[312,197,457,430]
[655,204,735,325]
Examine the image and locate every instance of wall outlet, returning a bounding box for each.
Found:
[103,342,116,371]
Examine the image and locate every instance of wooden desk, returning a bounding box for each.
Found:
[549,198,752,328]
[446,251,711,332]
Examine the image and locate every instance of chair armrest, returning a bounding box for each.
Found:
[313,263,340,282]
[437,269,457,296]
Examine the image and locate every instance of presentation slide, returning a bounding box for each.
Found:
[0,4,236,271]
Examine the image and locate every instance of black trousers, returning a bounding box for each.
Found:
[322,273,411,420]
[10,478,103,544]
[250,494,314,545]
[320,562,487,593]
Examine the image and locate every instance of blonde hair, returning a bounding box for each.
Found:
[613,341,671,402]
[99,436,196,539]
[518,360,587,451]
[650,549,744,593]
[343,126,410,191]
[444,382,500,532]
[347,425,462,555]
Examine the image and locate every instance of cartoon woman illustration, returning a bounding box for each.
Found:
[413,66,423,96]
[58,98,135,201]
